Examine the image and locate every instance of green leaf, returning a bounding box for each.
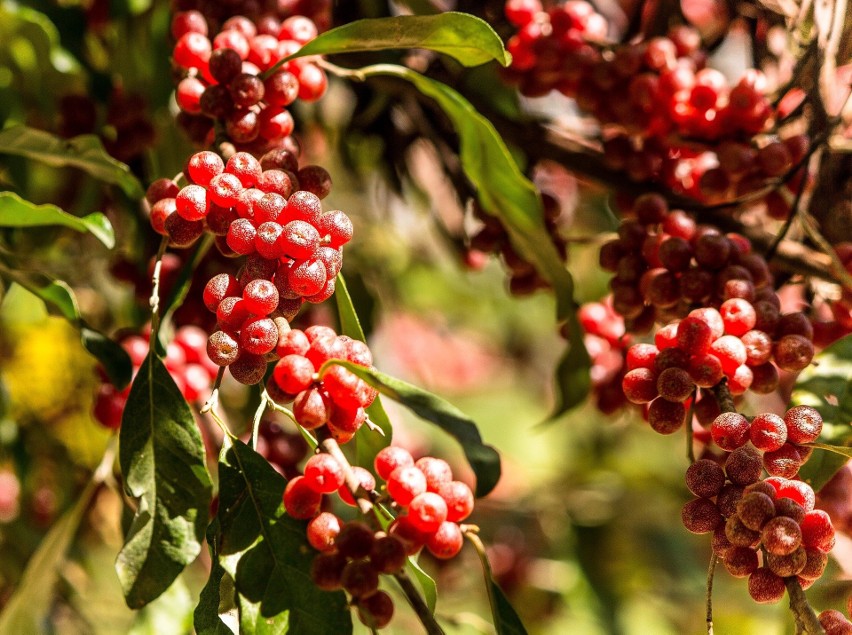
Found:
[806,443,852,458]
[280,13,509,68]
[117,355,212,608]
[469,534,528,635]
[128,576,194,635]
[0,191,115,248]
[0,477,99,633]
[334,273,392,470]
[490,582,529,635]
[354,65,590,418]
[0,126,144,198]
[408,556,437,613]
[225,442,352,632]
[194,518,239,635]
[790,334,852,489]
[320,360,500,497]
[2,271,132,387]
[550,319,592,419]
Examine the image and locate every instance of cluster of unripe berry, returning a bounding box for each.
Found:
[288,446,474,629]
[171,8,326,151]
[93,326,217,429]
[502,1,808,204]
[683,461,835,603]
[466,194,567,295]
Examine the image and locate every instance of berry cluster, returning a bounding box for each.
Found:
[93,326,217,429]
[171,9,326,151]
[466,194,567,295]
[602,195,814,403]
[268,326,378,443]
[502,1,809,204]
[296,446,475,629]
[710,406,822,478]
[620,302,815,430]
[684,467,835,603]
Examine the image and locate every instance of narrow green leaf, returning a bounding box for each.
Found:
[225,442,352,632]
[408,556,437,613]
[320,360,500,497]
[550,319,592,419]
[469,534,528,635]
[806,443,852,458]
[117,355,212,608]
[0,478,98,633]
[334,273,392,470]
[490,582,529,635]
[790,334,852,489]
[3,271,132,387]
[355,65,590,418]
[0,192,115,248]
[0,126,144,198]
[280,13,509,68]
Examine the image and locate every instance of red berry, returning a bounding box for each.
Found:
[283,475,322,519]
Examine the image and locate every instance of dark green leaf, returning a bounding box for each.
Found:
[334,273,392,470]
[226,442,352,632]
[470,533,528,635]
[3,271,132,387]
[356,65,590,418]
[281,13,509,68]
[0,192,115,248]
[81,326,133,389]
[320,360,500,497]
[194,557,237,635]
[490,581,528,635]
[791,334,852,489]
[194,517,239,635]
[0,478,98,633]
[550,319,592,419]
[117,355,212,608]
[0,126,144,198]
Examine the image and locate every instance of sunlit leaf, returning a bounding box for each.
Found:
[117,355,212,608]
[0,192,114,248]
[0,126,144,198]
[278,13,509,68]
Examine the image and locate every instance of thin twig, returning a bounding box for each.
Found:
[686,388,697,464]
[706,551,717,635]
[711,381,737,414]
[149,237,169,340]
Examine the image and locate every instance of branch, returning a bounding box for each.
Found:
[785,578,825,634]
[706,552,717,635]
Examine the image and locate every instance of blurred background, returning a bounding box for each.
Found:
[0,1,850,633]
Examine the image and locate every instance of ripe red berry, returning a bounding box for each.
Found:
[306,512,341,552]
[373,448,414,483]
[283,475,322,520]
[648,397,686,434]
[711,412,750,451]
[749,413,787,452]
[273,354,315,395]
[622,368,658,404]
[387,466,427,507]
[784,405,823,444]
[426,520,464,559]
[304,453,345,494]
[435,480,474,522]
[681,497,723,534]
[747,567,785,604]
